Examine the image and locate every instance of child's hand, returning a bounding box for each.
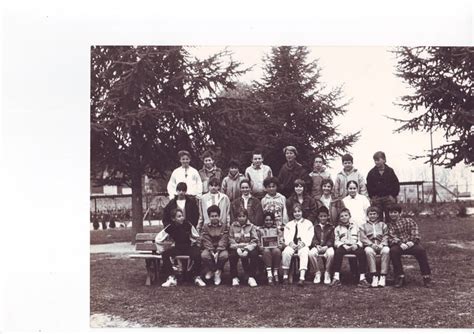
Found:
[343,244,351,251]
[237,248,243,257]
[400,243,408,250]
[406,241,414,248]
[241,250,249,258]
[350,244,358,251]
[320,246,327,253]
[297,240,305,249]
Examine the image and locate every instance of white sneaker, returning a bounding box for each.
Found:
[214,270,222,286]
[324,272,331,285]
[378,275,386,287]
[161,275,177,287]
[371,275,379,288]
[194,276,206,287]
[232,277,240,286]
[313,272,321,284]
[248,277,258,287]
[205,271,213,280]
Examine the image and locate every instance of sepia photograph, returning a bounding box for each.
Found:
[2,1,473,333]
[89,45,473,328]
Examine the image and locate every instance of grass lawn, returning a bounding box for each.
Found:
[90,216,474,328]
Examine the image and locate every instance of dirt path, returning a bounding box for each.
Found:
[90,242,134,254]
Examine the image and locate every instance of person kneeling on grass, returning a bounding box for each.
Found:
[228,208,259,287]
[387,204,432,288]
[308,206,335,285]
[331,208,370,288]
[359,206,390,288]
[282,203,314,286]
[200,205,229,286]
[257,211,283,285]
[156,208,206,287]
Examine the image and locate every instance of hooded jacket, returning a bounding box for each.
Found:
[228,220,258,251]
[359,221,388,247]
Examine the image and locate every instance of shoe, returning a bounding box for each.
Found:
[194,276,206,287]
[323,272,331,285]
[378,275,386,287]
[313,272,321,284]
[371,275,379,288]
[161,275,177,287]
[232,277,240,286]
[205,271,213,280]
[330,278,341,287]
[282,276,289,285]
[248,277,258,287]
[423,276,433,288]
[394,276,405,288]
[214,270,222,286]
[267,275,274,285]
[358,279,371,288]
[273,274,280,284]
[297,279,305,287]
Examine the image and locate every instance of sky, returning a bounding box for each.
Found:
[192,46,472,192]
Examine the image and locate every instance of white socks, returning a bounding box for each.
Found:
[360,273,366,281]
[334,272,340,280]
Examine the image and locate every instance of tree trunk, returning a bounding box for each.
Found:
[130,170,144,244]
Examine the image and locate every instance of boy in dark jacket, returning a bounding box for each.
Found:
[200,205,229,286]
[162,182,200,227]
[308,206,335,284]
[366,151,400,222]
[277,146,309,198]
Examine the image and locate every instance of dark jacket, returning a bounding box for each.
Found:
[366,164,400,198]
[311,224,335,248]
[277,162,308,198]
[162,195,200,227]
[230,196,264,226]
[286,193,318,223]
[158,221,199,248]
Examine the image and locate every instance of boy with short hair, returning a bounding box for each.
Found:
[200,205,229,286]
[334,154,368,203]
[308,206,335,285]
[387,204,432,288]
[197,177,231,232]
[366,151,400,222]
[245,150,273,200]
[167,150,203,199]
[260,176,289,229]
[308,155,332,201]
[221,159,246,202]
[199,151,223,194]
[359,206,390,287]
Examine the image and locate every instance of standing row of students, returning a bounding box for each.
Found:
[160,147,432,289]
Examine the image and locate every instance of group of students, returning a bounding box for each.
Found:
[158,147,432,288]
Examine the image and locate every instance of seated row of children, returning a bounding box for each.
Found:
[157,200,432,289]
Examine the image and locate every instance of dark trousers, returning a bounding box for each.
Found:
[370,195,396,222]
[390,244,431,276]
[229,248,259,278]
[333,246,367,273]
[161,245,201,278]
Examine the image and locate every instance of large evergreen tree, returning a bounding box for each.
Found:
[91,46,244,239]
[393,47,474,168]
[252,46,359,171]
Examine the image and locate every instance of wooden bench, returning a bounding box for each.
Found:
[129,232,191,286]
